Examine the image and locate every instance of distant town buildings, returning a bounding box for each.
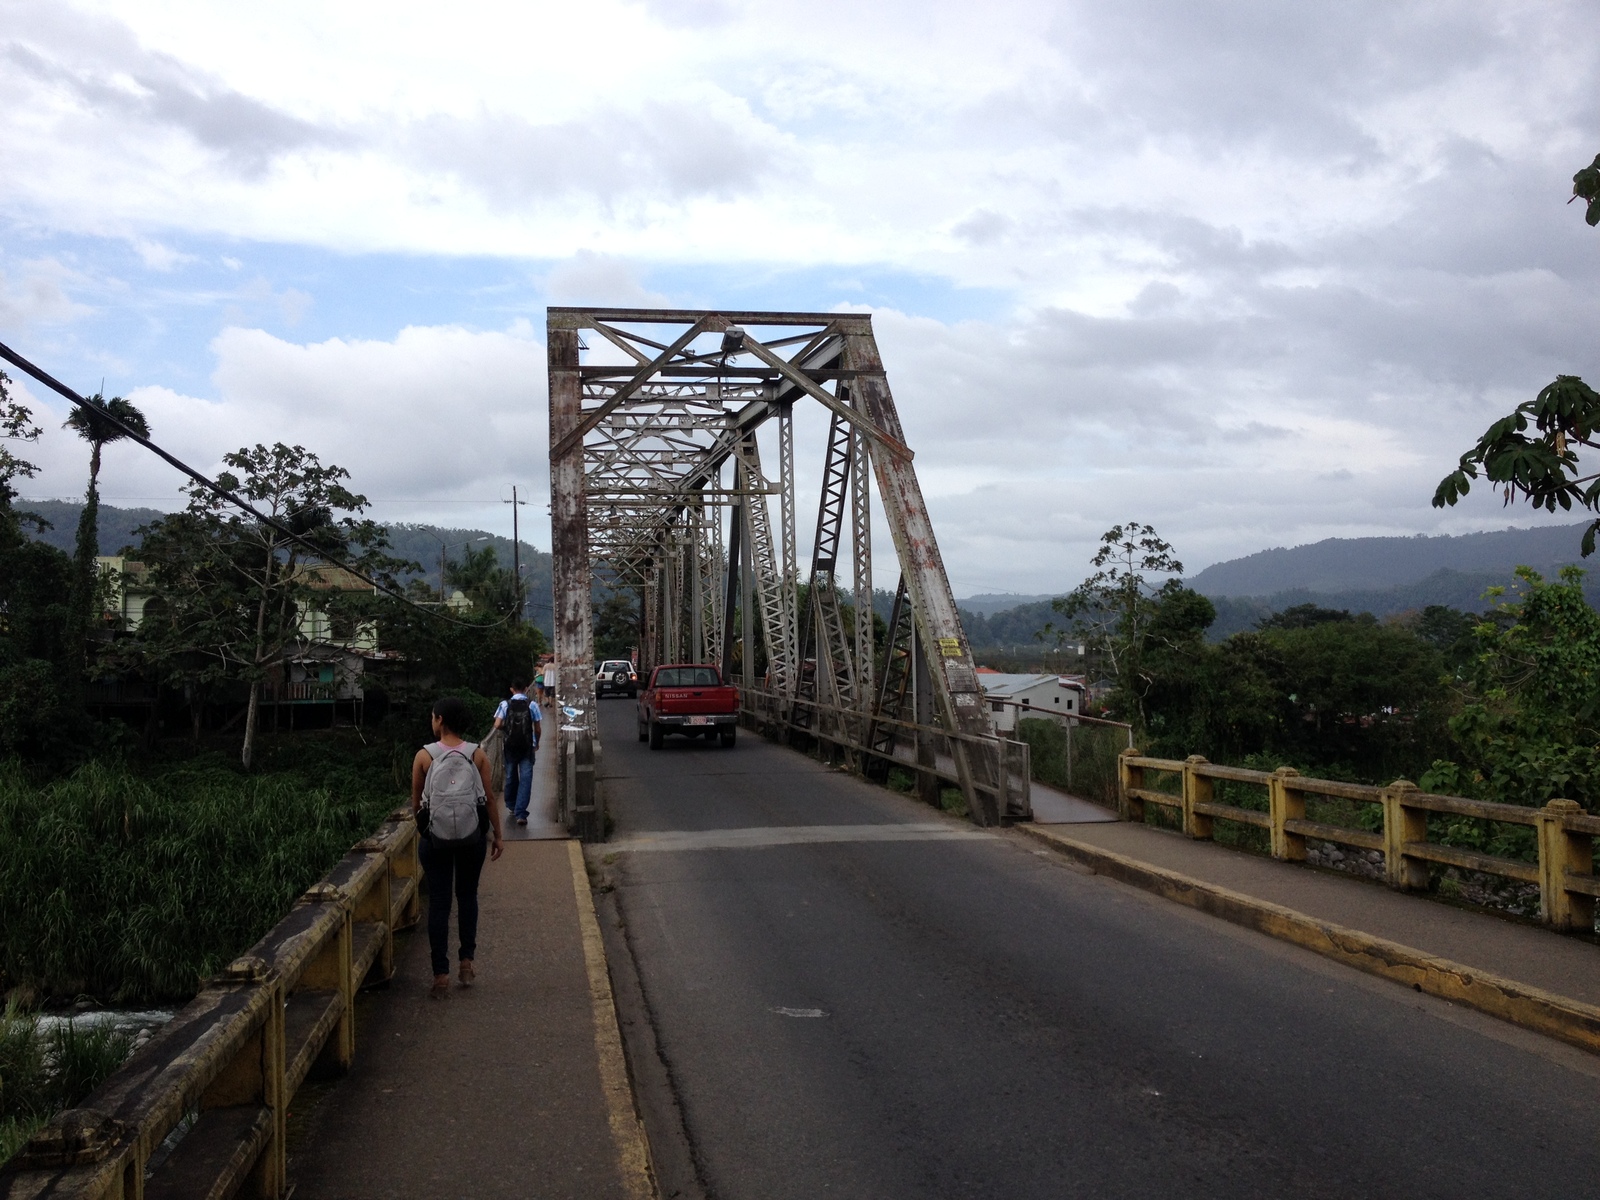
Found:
[975,672,1085,732]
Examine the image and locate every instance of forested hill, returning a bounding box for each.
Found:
[1188,522,1594,596]
[959,599,1061,650]
[956,593,1059,617]
[960,522,1600,648]
[19,501,555,635]
[19,499,168,557]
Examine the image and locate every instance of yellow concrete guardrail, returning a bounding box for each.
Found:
[0,809,421,1200]
[1118,751,1599,933]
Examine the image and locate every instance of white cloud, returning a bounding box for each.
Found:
[0,261,94,326]
[15,322,552,543]
[7,0,1600,592]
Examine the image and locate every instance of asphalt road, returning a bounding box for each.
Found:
[595,701,1600,1199]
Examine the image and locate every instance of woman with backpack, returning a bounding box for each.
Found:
[411,696,504,999]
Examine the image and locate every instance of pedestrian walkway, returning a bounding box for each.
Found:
[506,711,566,841]
[1024,814,1600,1009]
[288,734,651,1200]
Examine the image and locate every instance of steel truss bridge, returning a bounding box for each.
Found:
[547,308,1028,836]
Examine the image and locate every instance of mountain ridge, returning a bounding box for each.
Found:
[18,500,556,634]
[1188,522,1594,596]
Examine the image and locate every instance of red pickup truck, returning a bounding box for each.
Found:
[637,664,740,749]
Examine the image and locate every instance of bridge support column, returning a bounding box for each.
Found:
[913,624,939,809]
[549,313,602,841]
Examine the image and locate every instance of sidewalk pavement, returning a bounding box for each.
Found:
[288,734,651,1200]
[1023,808,1600,1012]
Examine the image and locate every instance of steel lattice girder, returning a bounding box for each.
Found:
[547,308,1006,825]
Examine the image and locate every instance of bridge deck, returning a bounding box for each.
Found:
[592,699,1600,1199]
[287,739,644,1199]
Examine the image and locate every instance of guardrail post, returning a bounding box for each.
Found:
[203,962,286,1198]
[1382,780,1427,891]
[388,813,420,930]
[351,841,395,984]
[1118,748,1143,822]
[1538,799,1595,931]
[1269,767,1306,861]
[1182,755,1213,839]
[301,884,356,1074]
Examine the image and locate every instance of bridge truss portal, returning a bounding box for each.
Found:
[548,308,1018,833]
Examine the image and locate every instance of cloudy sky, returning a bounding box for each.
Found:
[3,0,1599,596]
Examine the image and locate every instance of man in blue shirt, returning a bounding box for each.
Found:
[493,682,542,826]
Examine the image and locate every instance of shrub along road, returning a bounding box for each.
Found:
[592,701,1600,1199]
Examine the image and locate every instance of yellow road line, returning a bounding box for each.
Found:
[568,839,657,1200]
[1019,824,1600,1055]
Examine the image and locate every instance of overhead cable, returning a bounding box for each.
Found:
[0,339,521,629]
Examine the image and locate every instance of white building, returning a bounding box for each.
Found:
[977,673,1085,733]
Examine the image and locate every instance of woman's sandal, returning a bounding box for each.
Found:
[430,974,450,1000]
[458,960,476,987]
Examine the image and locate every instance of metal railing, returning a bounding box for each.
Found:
[0,811,421,1199]
[1119,751,1600,933]
[742,686,1031,820]
[991,700,1132,795]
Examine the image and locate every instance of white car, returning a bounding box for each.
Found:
[595,659,639,698]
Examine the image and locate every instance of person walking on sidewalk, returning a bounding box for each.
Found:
[494,681,542,827]
[412,696,504,999]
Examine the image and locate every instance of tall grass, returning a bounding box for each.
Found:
[0,752,400,1004]
[0,1001,133,1165]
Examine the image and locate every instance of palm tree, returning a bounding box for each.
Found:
[64,394,150,692]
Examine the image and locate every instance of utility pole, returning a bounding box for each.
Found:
[505,486,527,623]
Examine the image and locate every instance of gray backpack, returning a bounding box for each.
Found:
[422,741,486,849]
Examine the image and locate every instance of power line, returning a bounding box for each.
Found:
[0,340,517,630]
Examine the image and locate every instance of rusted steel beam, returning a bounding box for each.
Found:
[549,306,853,325]
[841,328,1000,823]
[548,321,597,729]
[547,306,1004,835]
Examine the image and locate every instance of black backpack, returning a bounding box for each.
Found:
[504,696,534,757]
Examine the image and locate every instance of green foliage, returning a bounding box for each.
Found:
[133,443,407,768]
[0,419,76,760]
[593,590,639,661]
[1408,604,1481,675]
[0,1001,136,1166]
[1015,717,1122,808]
[1434,155,1600,559]
[376,600,547,703]
[1572,152,1600,226]
[445,544,521,617]
[1424,567,1600,810]
[1433,375,1600,556]
[1141,597,1453,783]
[0,747,402,1005]
[1045,522,1184,725]
[0,371,41,508]
[63,396,151,697]
[1256,603,1351,630]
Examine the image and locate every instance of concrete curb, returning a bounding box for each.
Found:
[1018,823,1600,1055]
[567,840,658,1199]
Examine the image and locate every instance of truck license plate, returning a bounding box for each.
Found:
[686,716,712,726]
